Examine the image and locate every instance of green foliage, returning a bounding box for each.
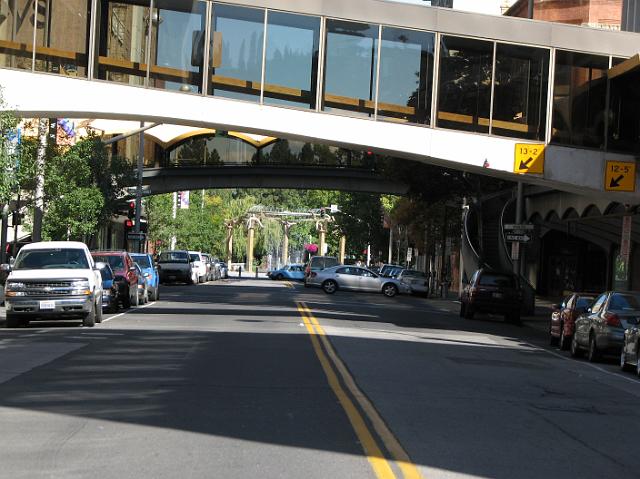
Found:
[0,89,20,205]
[42,136,135,241]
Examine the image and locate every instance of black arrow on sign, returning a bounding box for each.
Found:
[519,157,534,170]
[610,175,625,188]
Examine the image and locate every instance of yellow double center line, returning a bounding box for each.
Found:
[296,302,424,479]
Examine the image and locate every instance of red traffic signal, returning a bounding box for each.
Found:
[125,219,133,229]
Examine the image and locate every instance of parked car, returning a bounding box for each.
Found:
[397,269,429,295]
[571,291,640,362]
[96,262,119,313]
[308,265,410,297]
[189,251,207,283]
[379,264,404,278]
[91,251,139,308]
[3,241,103,327]
[219,262,229,279]
[131,253,160,301]
[269,264,305,281]
[157,250,195,284]
[549,293,596,350]
[460,269,522,323]
[620,310,640,376]
[304,256,340,285]
[133,263,148,304]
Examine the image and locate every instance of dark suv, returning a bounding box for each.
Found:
[460,269,522,323]
[91,251,140,308]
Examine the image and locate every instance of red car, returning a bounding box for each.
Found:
[549,293,596,350]
[91,251,141,308]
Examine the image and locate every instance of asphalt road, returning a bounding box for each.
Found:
[1,278,639,479]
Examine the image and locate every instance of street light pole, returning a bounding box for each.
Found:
[134,122,144,253]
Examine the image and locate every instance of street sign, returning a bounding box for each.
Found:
[127,232,146,241]
[605,161,636,192]
[514,144,545,174]
[503,224,535,231]
[505,234,531,243]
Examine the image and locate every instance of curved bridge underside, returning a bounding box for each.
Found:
[141,166,408,196]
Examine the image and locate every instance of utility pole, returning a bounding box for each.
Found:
[528,0,534,19]
[134,123,144,253]
[170,192,177,249]
[339,235,346,264]
[32,119,48,242]
[0,205,8,264]
[225,221,234,266]
[388,227,393,264]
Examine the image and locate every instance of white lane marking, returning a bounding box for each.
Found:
[523,340,640,385]
[101,301,157,323]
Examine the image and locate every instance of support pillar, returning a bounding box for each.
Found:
[513,182,524,276]
[282,221,294,266]
[388,227,393,264]
[134,122,144,253]
[339,235,346,264]
[318,223,327,256]
[246,225,255,272]
[225,223,234,266]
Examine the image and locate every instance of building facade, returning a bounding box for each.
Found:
[506,0,623,30]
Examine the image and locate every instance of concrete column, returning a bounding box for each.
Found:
[226,224,233,266]
[0,205,8,264]
[283,230,289,266]
[246,226,255,272]
[388,227,393,264]
[319,227,326,257]
[339,235,346,264]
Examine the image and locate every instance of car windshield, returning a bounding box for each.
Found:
[478,273,515,287]
[131,255,151,268]
[159,252,189,263]
[14,249,89,270]
[576,297,595,308]
[93,255,124,270]
[189,253,200,262]
[608,293,640,312]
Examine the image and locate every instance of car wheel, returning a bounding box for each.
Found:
[83,305,96,327]
[505,311,521,325]
[276,274,284,281]
[636,346,640,377]
[459,302,466,318]
[110,301,119,314]
[620,349,633,372]
[549,332,559,346]
[5,312,20,328]
[153,287,159,301]
[570,334,583,358]
[322,280,337,294]
[133,289,140,307]
[587,333,600,363]
[382,283,398,298]
[95,299,103,324]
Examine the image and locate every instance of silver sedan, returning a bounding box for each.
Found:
[307,265,411,297]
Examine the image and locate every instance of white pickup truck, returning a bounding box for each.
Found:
[3,241,103,328]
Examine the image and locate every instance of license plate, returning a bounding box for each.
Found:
[492,292,503,299]
[39,300,56,310]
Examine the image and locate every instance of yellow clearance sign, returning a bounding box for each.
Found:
[514,144,545,174]
[605,161,636,192]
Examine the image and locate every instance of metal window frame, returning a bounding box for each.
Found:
[373,24,382,120]
[315,16,326,112]
[202,0,213,95]
[88,0,99,80]
[488,41,497,135]
[431,32,441,128]
[260,8,269,104]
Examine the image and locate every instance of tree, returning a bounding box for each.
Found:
[0,89,20,206]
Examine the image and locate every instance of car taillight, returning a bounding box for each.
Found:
[604,312,621,327]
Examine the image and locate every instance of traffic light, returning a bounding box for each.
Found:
[11,211,23,226]
[124,219,134,231]
[127,201,136,219]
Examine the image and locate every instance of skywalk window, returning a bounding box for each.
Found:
[551,50,608,149]
[322,19,378,118]
[209,4,265,102]
[0,0,34,71]
[148,0,207,94]
[492,44,549,141]
[377,27,435,125]
[437,35,493,134]
[264,12,320,110]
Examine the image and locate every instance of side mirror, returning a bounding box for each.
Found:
[0,263,11,273]
[587,308,592,314]
[95,262,106,270]
[129,266,137,272]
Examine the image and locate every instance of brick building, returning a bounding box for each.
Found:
[505,0,623,29]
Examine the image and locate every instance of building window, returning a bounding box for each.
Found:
[551,50,609,149]
[437,35,494,134]
[492,43,549,140]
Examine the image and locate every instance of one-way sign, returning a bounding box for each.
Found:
[503,224,535,231]
[506,234,531,243]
